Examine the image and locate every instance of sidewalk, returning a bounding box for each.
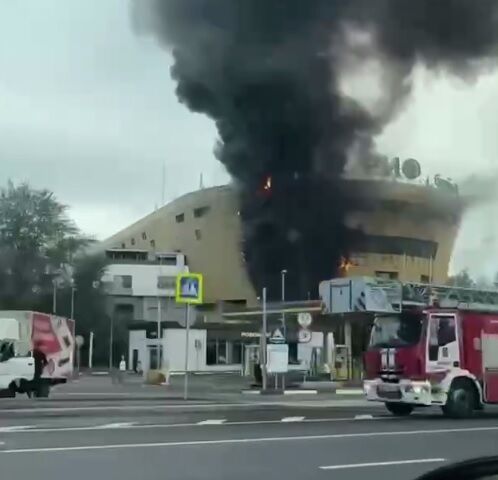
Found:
[50,372,365,403]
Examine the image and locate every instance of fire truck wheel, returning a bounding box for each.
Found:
[385,402,414,416]
[442,381,476,418]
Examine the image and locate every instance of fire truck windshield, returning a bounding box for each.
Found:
[369,311,423,348]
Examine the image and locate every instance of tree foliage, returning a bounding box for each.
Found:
[0,181,110,365]
[447,269,498,290]
[446,269,476,289]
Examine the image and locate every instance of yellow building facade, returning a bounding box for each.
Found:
[102,178,462,305]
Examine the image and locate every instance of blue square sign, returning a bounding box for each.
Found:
[175,273,203,304]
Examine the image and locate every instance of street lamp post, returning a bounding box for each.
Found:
[281,269,287,334]
[109,314,114,370]
[281,269,287,392]
[52,279,57,314]
[70,285,76,319]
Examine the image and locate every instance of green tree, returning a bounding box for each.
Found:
[0,181,111,365]
[0,181,86,308]
[446,269,476,288]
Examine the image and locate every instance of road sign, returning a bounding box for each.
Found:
[175,273,204,304]
[75,335,84,348]
[267,344,289,373]
[269,328,285,344]
[298,328,312,343]
[297,312,312,328]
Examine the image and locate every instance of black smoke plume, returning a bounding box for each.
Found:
[132,0,498,299]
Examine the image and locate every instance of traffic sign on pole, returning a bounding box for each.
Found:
[175,273,203,304]
[269,328,286,344]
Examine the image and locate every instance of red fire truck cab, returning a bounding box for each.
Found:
[319,277,498,419]
[363,285,498,418]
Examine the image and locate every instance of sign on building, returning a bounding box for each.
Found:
[175,273,204,304]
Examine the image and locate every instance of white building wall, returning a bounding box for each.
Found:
[128,330,147,371]
[103,262,188,297]
[163,328,207,372]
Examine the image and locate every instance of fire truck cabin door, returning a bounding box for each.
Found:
[426,314,459,373]
[481,319,498,403]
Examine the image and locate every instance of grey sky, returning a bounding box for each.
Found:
[1,1,497,278]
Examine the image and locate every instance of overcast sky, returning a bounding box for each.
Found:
[1,1,497,279]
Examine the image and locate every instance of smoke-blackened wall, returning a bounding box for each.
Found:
[132,0,498,299]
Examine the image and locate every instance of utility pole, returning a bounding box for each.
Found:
[89,331,94,369]
[70,286,76,319]
[52,279,57,314]
[109,315,114,370]
[281,270,287,392]
[157,255,163,369]
[281,270,287,334]
[261,287,268,392]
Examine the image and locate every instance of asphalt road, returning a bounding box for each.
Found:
[2,400,498,480]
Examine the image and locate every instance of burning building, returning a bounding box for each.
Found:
[131,0,498,301]
[102,162,461,306]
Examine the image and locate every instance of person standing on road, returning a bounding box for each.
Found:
[118,355,126,384]
[32,341,48,396]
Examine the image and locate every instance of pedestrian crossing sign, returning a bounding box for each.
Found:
[175,273,204,304]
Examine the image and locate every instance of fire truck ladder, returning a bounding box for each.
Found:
[400,281,498,312]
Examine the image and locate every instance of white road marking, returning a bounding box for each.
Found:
[0,426,36,432]
[197,419,226,425]
[0,415,386,434]
[95,422,136,429]
[319,458,446,470]
[3,417,390,433]
[335,389,364,395]
[354,414,374,420]
[281,417,305,422]
[3,425,498,454]
[283,390,317,395]
[0,399,375,414]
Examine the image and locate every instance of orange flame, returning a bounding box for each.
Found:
[339,256,354,273]
[263,175,272,191]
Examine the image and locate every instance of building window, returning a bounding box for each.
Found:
[150,239,156,248]
[157,275,176,289]
[130,238,135,246]
[375,271,399,280]
[420,275,430,283]
[193,205,210,218]
[206,339,228,365]
[115,275,132,289]
[175,213,185,223]
[195,229,202,240]
[121,242,125,248]
[288,343,298,364]
[142,232,147,240]
[228,341,242,364]
[157,254,177,266]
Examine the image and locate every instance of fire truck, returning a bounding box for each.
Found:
[319,277,498,418]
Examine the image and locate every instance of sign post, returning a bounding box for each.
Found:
[176,273,204,400]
